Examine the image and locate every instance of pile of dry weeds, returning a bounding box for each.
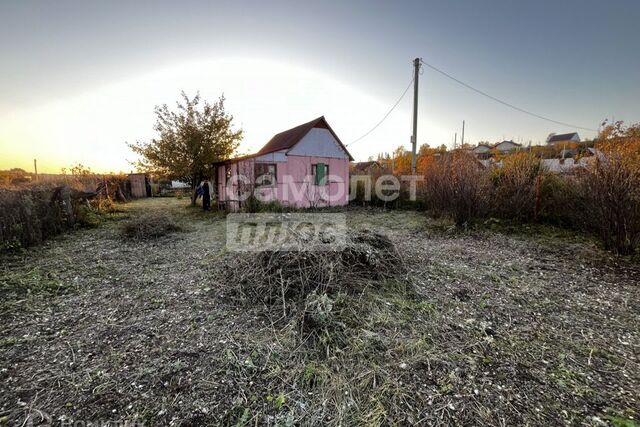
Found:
[119,212,182,240]
[227,230,405,311]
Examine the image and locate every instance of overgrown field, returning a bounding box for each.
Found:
[0,198,638,426]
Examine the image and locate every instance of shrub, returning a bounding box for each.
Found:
[490,152,543,221]
[424,151,489,225]
[536,173,579,226]
[349,172,424,209]
[242,192,288,213]
[572,132,640,254]
[0,186,66,250]
[242,192,261,213]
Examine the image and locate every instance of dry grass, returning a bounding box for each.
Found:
[0,198,638,426]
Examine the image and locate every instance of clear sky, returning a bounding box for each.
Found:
[1,0,639,173]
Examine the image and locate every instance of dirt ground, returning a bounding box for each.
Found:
[1,198,638,426]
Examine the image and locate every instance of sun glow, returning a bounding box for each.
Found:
[0,58,449,173]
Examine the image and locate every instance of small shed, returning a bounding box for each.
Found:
[128,173,150,198]
[351,161,383,175]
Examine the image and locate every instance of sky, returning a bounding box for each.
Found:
[1,0,639,173]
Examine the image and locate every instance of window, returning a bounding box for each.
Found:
[313,163,329,186]
[255,163,277,187]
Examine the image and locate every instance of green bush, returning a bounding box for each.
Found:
[242,193,288,213]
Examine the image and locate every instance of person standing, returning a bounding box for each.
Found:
[202,179,211,211]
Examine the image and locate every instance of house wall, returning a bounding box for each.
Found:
[217,155,349,209]
[254,151,288,163]
[217,126,351,210]
[283,155,349,208]
[541,158,581,174]
[287,128,350,159]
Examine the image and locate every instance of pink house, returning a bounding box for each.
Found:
[213,116,353,210]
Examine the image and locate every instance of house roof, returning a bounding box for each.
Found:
[213,116,353,165]
[352,161,381,172]
[472,144,492,152]
[495,140,521,149]
[547,132,579,143]
[257,116,353,160]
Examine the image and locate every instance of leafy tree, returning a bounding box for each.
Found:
[392,146,412,174]
[416,143,437,174]
[128,92,242,204]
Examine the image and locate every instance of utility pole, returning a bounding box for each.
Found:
[33,159,38,181]
[454,132,457,149]
[461,120,465,148]
[411,57,420,174]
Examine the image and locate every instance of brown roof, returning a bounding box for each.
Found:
[257,116,353,160]
[213,116,353,165]
[352,161,381,172]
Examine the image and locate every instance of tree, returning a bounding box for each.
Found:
[576,120,640,254]
[416,143,437,174]
[392,146,412,175]
[128,92,242,204]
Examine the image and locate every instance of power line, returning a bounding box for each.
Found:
[347,76,414,146]
[419,59,598,132]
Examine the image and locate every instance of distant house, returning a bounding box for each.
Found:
[213,116,353,210]
[471,144,492,159]
[541,158,579,174]
[559,148,577,159]
[541,147,603,174]
[546,132,580,145]
[580,147,605,165]
[494,140,521,155]
[585,147,603,158]
[351,161,383,175]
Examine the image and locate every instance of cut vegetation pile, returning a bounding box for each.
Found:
[230,229,404,309]
[119,212,182,240]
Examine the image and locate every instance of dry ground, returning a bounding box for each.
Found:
[0,198,638,426]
